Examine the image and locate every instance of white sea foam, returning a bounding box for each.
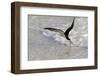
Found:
[42,30,70,46]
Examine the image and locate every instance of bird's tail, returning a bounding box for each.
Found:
[70,40,74,45]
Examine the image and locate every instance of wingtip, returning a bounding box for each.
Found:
[73,17,75,21]
[44,28,52,30]
[44,28,48,29]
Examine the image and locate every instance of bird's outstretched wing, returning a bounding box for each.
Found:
[64,17,75,40]
[44,28,64,36]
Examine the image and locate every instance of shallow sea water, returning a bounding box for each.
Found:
[28,15,88,60]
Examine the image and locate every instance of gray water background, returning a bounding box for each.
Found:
[28,15,88,61]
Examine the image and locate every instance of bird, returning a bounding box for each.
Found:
[43,17,75,47]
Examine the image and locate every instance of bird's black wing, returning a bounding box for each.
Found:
[44,28,64,36]
[64,17,75,40]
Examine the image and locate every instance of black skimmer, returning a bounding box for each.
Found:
[43,17,75,46]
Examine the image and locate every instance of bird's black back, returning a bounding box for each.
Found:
[64,17,75,40]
